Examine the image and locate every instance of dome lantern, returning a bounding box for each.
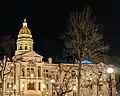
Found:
[23,18,27,27]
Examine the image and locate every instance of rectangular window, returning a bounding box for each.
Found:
[25,46,27,50]
[38,82,41,90]
[27,68,30,77]
[7,83,9,88]
[38,66,41,77]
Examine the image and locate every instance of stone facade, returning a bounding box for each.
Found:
[2,19,116,96]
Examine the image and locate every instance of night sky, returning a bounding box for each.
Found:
[0,0,120,60]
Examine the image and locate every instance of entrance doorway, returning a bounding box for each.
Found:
[27,82,35,90]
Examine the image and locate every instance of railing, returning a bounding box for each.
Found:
[20,76,44,80]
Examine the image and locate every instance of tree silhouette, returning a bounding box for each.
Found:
[61,5,109,96]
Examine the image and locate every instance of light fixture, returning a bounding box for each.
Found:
[50,79,55,83]
[9,84,12,88]
[30,73,34,78]
[73,86,77,91]
[43,84,46,88]
[107,67,114,74]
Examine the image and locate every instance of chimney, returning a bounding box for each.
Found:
[48,57,52,64]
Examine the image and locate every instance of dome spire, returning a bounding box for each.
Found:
[23,18,27,27]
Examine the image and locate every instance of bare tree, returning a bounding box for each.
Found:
[61,5,109,96]
[0,55,12,96]
[49,64,77,96]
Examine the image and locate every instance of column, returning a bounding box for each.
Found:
[25,82,27,91]
[36,82,38,91]
[25,65,27,77]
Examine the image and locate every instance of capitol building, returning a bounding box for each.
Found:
[2,19,116,96]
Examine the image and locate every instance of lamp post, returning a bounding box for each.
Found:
[50,79,55,96]
[73,86,77,96]
[107,67,114,96]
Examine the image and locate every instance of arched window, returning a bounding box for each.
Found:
[20,44,22,50]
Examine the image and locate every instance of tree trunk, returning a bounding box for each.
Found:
[2,80,4,96]
[78,63,81,96]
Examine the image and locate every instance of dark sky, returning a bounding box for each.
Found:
[0,0,120,60]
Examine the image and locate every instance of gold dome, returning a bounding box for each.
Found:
[19,18,31,35]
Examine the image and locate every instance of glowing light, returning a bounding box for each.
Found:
[73,86,77,91]
[50,79,55,83]
[81,60,92,64]
[9,84,12,88]
[43,84,46,88]
[30,74,34,78]
[11,64,14,66]
[107,68,114,73]
[21,84,24,88]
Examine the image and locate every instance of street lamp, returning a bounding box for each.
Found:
[107,67,114,96]
[73,86,77,96]
[50,79,55,96]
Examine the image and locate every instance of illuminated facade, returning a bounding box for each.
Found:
[3,19,116,96]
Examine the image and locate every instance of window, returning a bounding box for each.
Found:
[27,82,35,90]
[38,66,41,77]
[46,70,48,72]
[27,68,30,77]
[25,46,27,50]
[20,46,22,50]
[38,82,41,90]
[7,83,9,88]
[19,44,22,50]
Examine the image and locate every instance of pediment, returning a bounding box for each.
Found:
[13,51,43,62]
[22,51,43,58]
